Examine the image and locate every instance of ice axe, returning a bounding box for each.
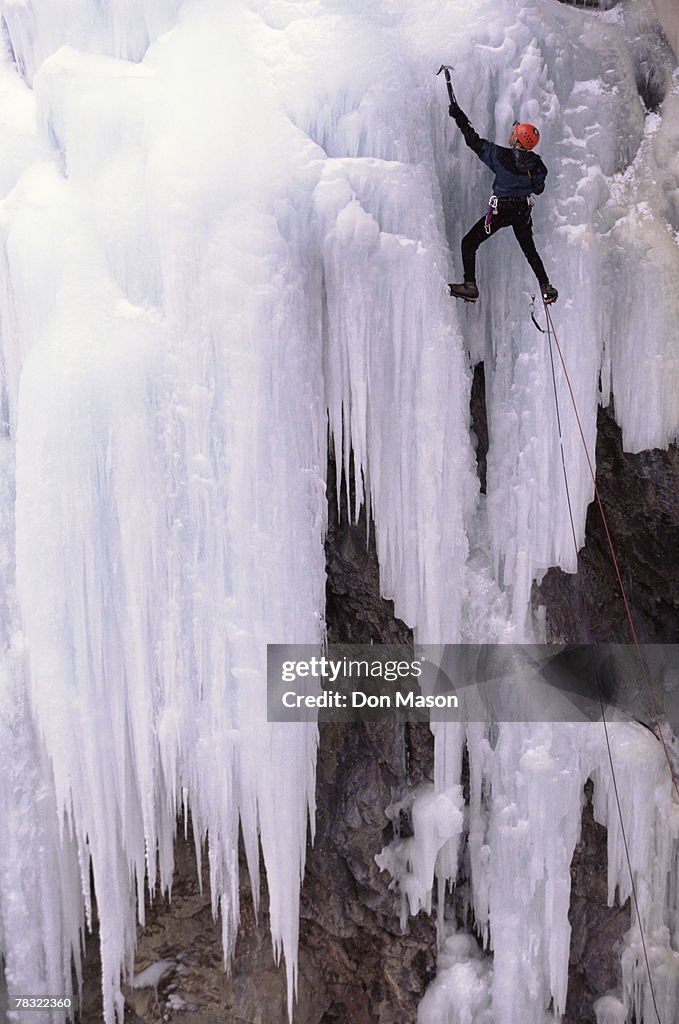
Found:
[436,64,458,107]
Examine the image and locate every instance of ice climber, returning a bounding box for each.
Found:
[447,99,558,305]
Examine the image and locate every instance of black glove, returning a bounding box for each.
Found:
[449,103,470,129]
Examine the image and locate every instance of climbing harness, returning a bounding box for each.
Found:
[485,195,534,234]
[540,297,679,1024]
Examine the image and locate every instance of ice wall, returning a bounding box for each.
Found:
[0,3,327,1019]
[1,0,182,84]
[0,0,677,1022]
[651,0,679,59]
[0,439,84,1015]
[401,720,679,1024]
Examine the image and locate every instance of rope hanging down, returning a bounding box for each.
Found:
[542,299,676,1024]
[541,301,679,800]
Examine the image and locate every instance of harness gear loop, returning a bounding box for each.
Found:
[484,194,499,234]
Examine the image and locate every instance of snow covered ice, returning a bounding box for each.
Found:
[0,0,677,1022]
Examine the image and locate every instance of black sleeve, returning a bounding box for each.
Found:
[450,105,493,165]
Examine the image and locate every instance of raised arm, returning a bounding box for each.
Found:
[448,102,495,169]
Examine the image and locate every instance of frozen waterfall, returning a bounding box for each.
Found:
[0,0,677,1022]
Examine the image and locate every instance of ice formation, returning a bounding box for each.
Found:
[0,0,677,1022]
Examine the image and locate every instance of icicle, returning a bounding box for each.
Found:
[0,3,678,1024]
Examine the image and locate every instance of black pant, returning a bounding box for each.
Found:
[461,200,548,286]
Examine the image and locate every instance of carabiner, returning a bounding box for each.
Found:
[529,294,545,333]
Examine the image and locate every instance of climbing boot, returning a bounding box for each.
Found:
[449,281,479,302]
[541,283,558,304]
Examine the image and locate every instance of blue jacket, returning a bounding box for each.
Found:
[452,106,547,198]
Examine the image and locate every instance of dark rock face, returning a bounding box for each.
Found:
[294,460,437,1023]
[564,781,630,1024]
[470,363,489,495]
[324,456,413,646]
[297,720,436,1024]
[536,404,679,644]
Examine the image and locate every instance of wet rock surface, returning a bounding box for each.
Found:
[565,781,630,1024]
[536,404,679,645]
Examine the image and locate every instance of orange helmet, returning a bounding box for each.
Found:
[514,122,540,150]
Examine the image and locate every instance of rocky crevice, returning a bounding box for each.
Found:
[565,781,630,1024]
